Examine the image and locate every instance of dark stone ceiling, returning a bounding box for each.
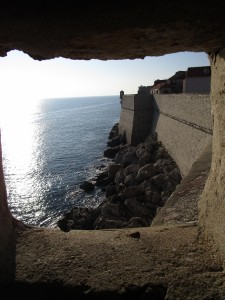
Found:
[0,1,225,60]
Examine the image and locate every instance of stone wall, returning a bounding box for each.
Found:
[199,50,225,261]
[119,93,212,176]
[119,93,153,145]
[183,77,211,93]
[153,93,212,176]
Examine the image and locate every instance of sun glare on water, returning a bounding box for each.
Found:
[0,95,44,218]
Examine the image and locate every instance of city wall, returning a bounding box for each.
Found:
[119,93,153,145]
[119,93,212,176]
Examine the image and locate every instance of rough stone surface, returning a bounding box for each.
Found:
[0,2,225,60]
[199,50,225,261]
[153,141,212,226]
[11,225,225,299]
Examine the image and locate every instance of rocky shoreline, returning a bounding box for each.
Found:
[57,123,182,232]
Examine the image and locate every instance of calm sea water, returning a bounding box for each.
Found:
[0,96,120,227]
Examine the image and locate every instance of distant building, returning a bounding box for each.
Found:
[138,85,151,94]
[150,82,172,94]
[150,79,168,94]
[183,66,211,93]
[169,71,186,93]
[140,66,211,96]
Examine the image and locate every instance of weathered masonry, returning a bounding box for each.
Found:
[119,93,212,176]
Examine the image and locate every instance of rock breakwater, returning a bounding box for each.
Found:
[58,124,182,231]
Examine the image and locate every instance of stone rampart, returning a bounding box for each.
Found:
[153,93,212,176]
[119,93,153,145]
[119,93,212,176]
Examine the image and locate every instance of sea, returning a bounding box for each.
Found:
[0,96,121,227]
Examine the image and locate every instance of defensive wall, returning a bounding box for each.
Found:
[119,93,212,176]
[119,93,153,145]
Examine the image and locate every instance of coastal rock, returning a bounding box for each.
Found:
[125,198,151,219]
[144,190,154,202]
[128,217,149,228]
[58,126,182,231]
[108,163,123,180]
[122,186,143,198]
[115,146,138,166]
[101,202,126,220]
[94,216,128,230]
[136,164,155,184]
[107,133,126,147]
[105,183,117,197]
[138,153,153,167]
[80,181,95,192]
[124,174,136,187]
[104,146,121,158]
[136,144,146,158]
[108,123,119,140]
[124,163,139,177]
[114,168,125,184]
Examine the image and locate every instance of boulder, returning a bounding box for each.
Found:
[108,163,123,180]
[101,202,126,220]
[128,217,150,228]
[125,198,151,218]
[104,146,121,158]
[105,183,117,197]
[136,144,146,158]
[136,164,156,184]
[124,163,140,176]
[151,174,165,190]
[80,181,95,192]
[121,186,143,198]
[138,153,153,167]
[94,216,128,229]
[114,168,125,184]
[124,174,136,187]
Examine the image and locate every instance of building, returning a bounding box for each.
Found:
[138,85,151,94]
[141,66,211,95]
[150,73,186,94]
[150,79,168,94]
[169,71,186,93]
[183,66,211,93]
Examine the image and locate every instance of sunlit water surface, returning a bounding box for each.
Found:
[0,96,120,227]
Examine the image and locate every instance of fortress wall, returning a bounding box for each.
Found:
[119,93,212,176]
[153,94,212,176]
[153,94,212,130]
[119,94,153,145]
[155,114,212,176]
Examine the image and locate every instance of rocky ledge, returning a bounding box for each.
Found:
[58,124,182,232]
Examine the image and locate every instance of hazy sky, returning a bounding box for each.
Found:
[0,50,210,104]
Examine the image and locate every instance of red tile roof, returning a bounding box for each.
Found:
[151,82,171,91]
